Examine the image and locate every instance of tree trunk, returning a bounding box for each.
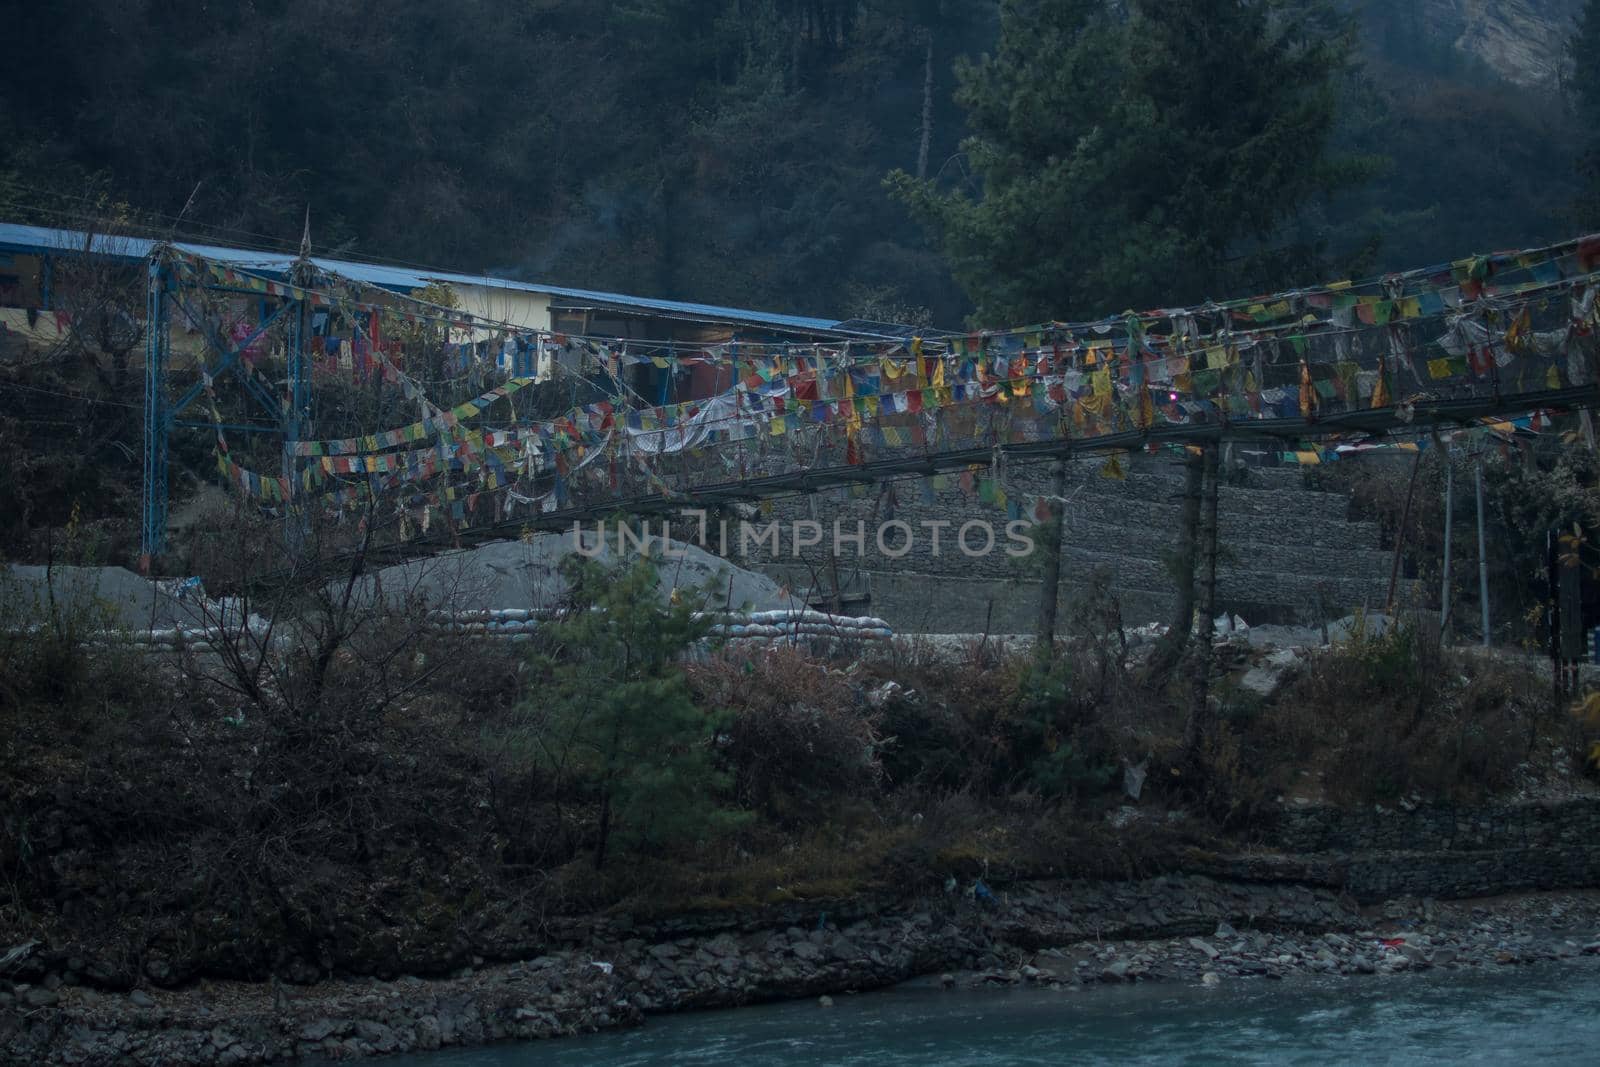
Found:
[1034,458,1069,660]
[917,31,934,179]
[1183,443,1220,763]
[1385,449,1423,613]
[1144,448,1203,683]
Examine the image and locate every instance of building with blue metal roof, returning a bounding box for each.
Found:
[0,220,890,340]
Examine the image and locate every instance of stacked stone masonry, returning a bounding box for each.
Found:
[730,452,1397,632]
[1242,798,1600,903]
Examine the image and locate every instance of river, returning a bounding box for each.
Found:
[370,959,1600,1066]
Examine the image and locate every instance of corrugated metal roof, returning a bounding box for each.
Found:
[0,221,859,335]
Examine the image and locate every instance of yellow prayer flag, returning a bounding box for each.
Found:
[1077,393,1110,419]
[1505,306,1532,349]
[1135,384,1154,429]
[1427,358,1451,379]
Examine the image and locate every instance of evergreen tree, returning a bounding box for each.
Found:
[0,1,1580,328]
[889,0,1367,325]
[524,553,743,870]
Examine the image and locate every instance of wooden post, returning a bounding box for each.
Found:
[1035,457,1069,661]
[1475,456,1491,647]
[1560,524,1584,696]
[1144,447,1204,682]
[1440,456,1453,637]
[1183,442,1220,763]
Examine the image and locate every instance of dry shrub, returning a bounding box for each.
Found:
[1572,692,1600,774]
[857,650,1028,792]
[856,641,1127,799]
[880,789,1200,889]
[1260,622,1547,803]
[1191,722,1277,832]
[688,646,884,824]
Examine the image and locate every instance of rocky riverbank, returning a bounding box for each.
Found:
[8,877,1600,1066]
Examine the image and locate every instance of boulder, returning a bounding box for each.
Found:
[1238,648,1303,698]
[1100,960,1131,982]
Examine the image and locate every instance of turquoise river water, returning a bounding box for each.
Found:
[373,960,1600,1066]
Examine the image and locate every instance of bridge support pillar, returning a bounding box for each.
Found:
[140,256,170,571]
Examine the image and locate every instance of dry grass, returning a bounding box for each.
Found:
[1249,624,1557,804]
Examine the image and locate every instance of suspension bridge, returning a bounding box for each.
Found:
[131,233,1600,567]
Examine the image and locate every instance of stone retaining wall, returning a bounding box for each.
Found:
[1249,797,1600,902]
[1271,797,1600,854]
[735,452,1397,631]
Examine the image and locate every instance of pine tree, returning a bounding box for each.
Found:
[524,553,744,870]
[888,0,1366,325]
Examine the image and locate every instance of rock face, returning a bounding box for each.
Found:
[1419,0,1582,88]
